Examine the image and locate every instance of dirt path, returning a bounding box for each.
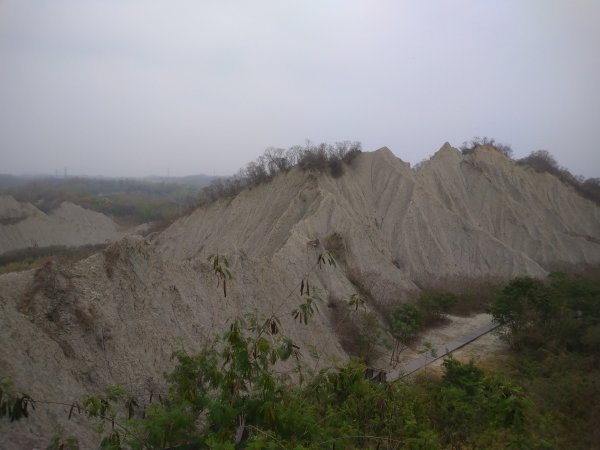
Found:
[365,313,508,382]
[388,320,500,380]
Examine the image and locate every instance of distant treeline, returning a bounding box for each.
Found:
[200,140,362,203]
[460,136,600,206]
[1,177,206,224]
[0,142,362,223]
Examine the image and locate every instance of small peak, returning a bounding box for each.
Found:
[372,146,402,162]
[431,142,460,160]
[439,142,454,152]
[369,146,411,169]
[373,146,394,156]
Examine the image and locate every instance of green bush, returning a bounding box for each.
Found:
[490,273,600,354]
[417,291,458,324]
[387,303,423,345]
[432,357,528,447]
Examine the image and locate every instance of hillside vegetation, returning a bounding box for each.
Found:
[459,136,600,205]
[199,140,361,204]
[2,272,598,449]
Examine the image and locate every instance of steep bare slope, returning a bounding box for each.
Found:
[1,145,599,448]
[0,196,122,254]
[417,144,600,268]
[157,144,599,305]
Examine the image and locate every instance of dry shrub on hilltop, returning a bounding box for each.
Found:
[200,140,362,204]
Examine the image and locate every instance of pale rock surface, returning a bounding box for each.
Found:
[1,145,599,448]
[0,196,122,255]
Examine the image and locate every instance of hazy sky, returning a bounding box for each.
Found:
[1,1,599,177]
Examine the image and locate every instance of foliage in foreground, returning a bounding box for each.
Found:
[489,273,600,448]
[2,273,599,448]
[490,272,600,353]
[2,325,531,449]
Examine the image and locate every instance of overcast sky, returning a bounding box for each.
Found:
[1,1,599,177]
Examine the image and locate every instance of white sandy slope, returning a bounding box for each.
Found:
[157,144,600,304]
[1,145,599,448]
[0,196,122,254]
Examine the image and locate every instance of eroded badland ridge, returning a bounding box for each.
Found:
[0,195,123,255]
[1,144,599,447]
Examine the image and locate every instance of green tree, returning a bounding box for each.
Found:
[387,304,424,364]
[417,291,457,324]
[488,277,556,348]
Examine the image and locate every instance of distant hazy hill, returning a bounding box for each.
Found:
[0,195,122,254]
[0,174,219,224]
